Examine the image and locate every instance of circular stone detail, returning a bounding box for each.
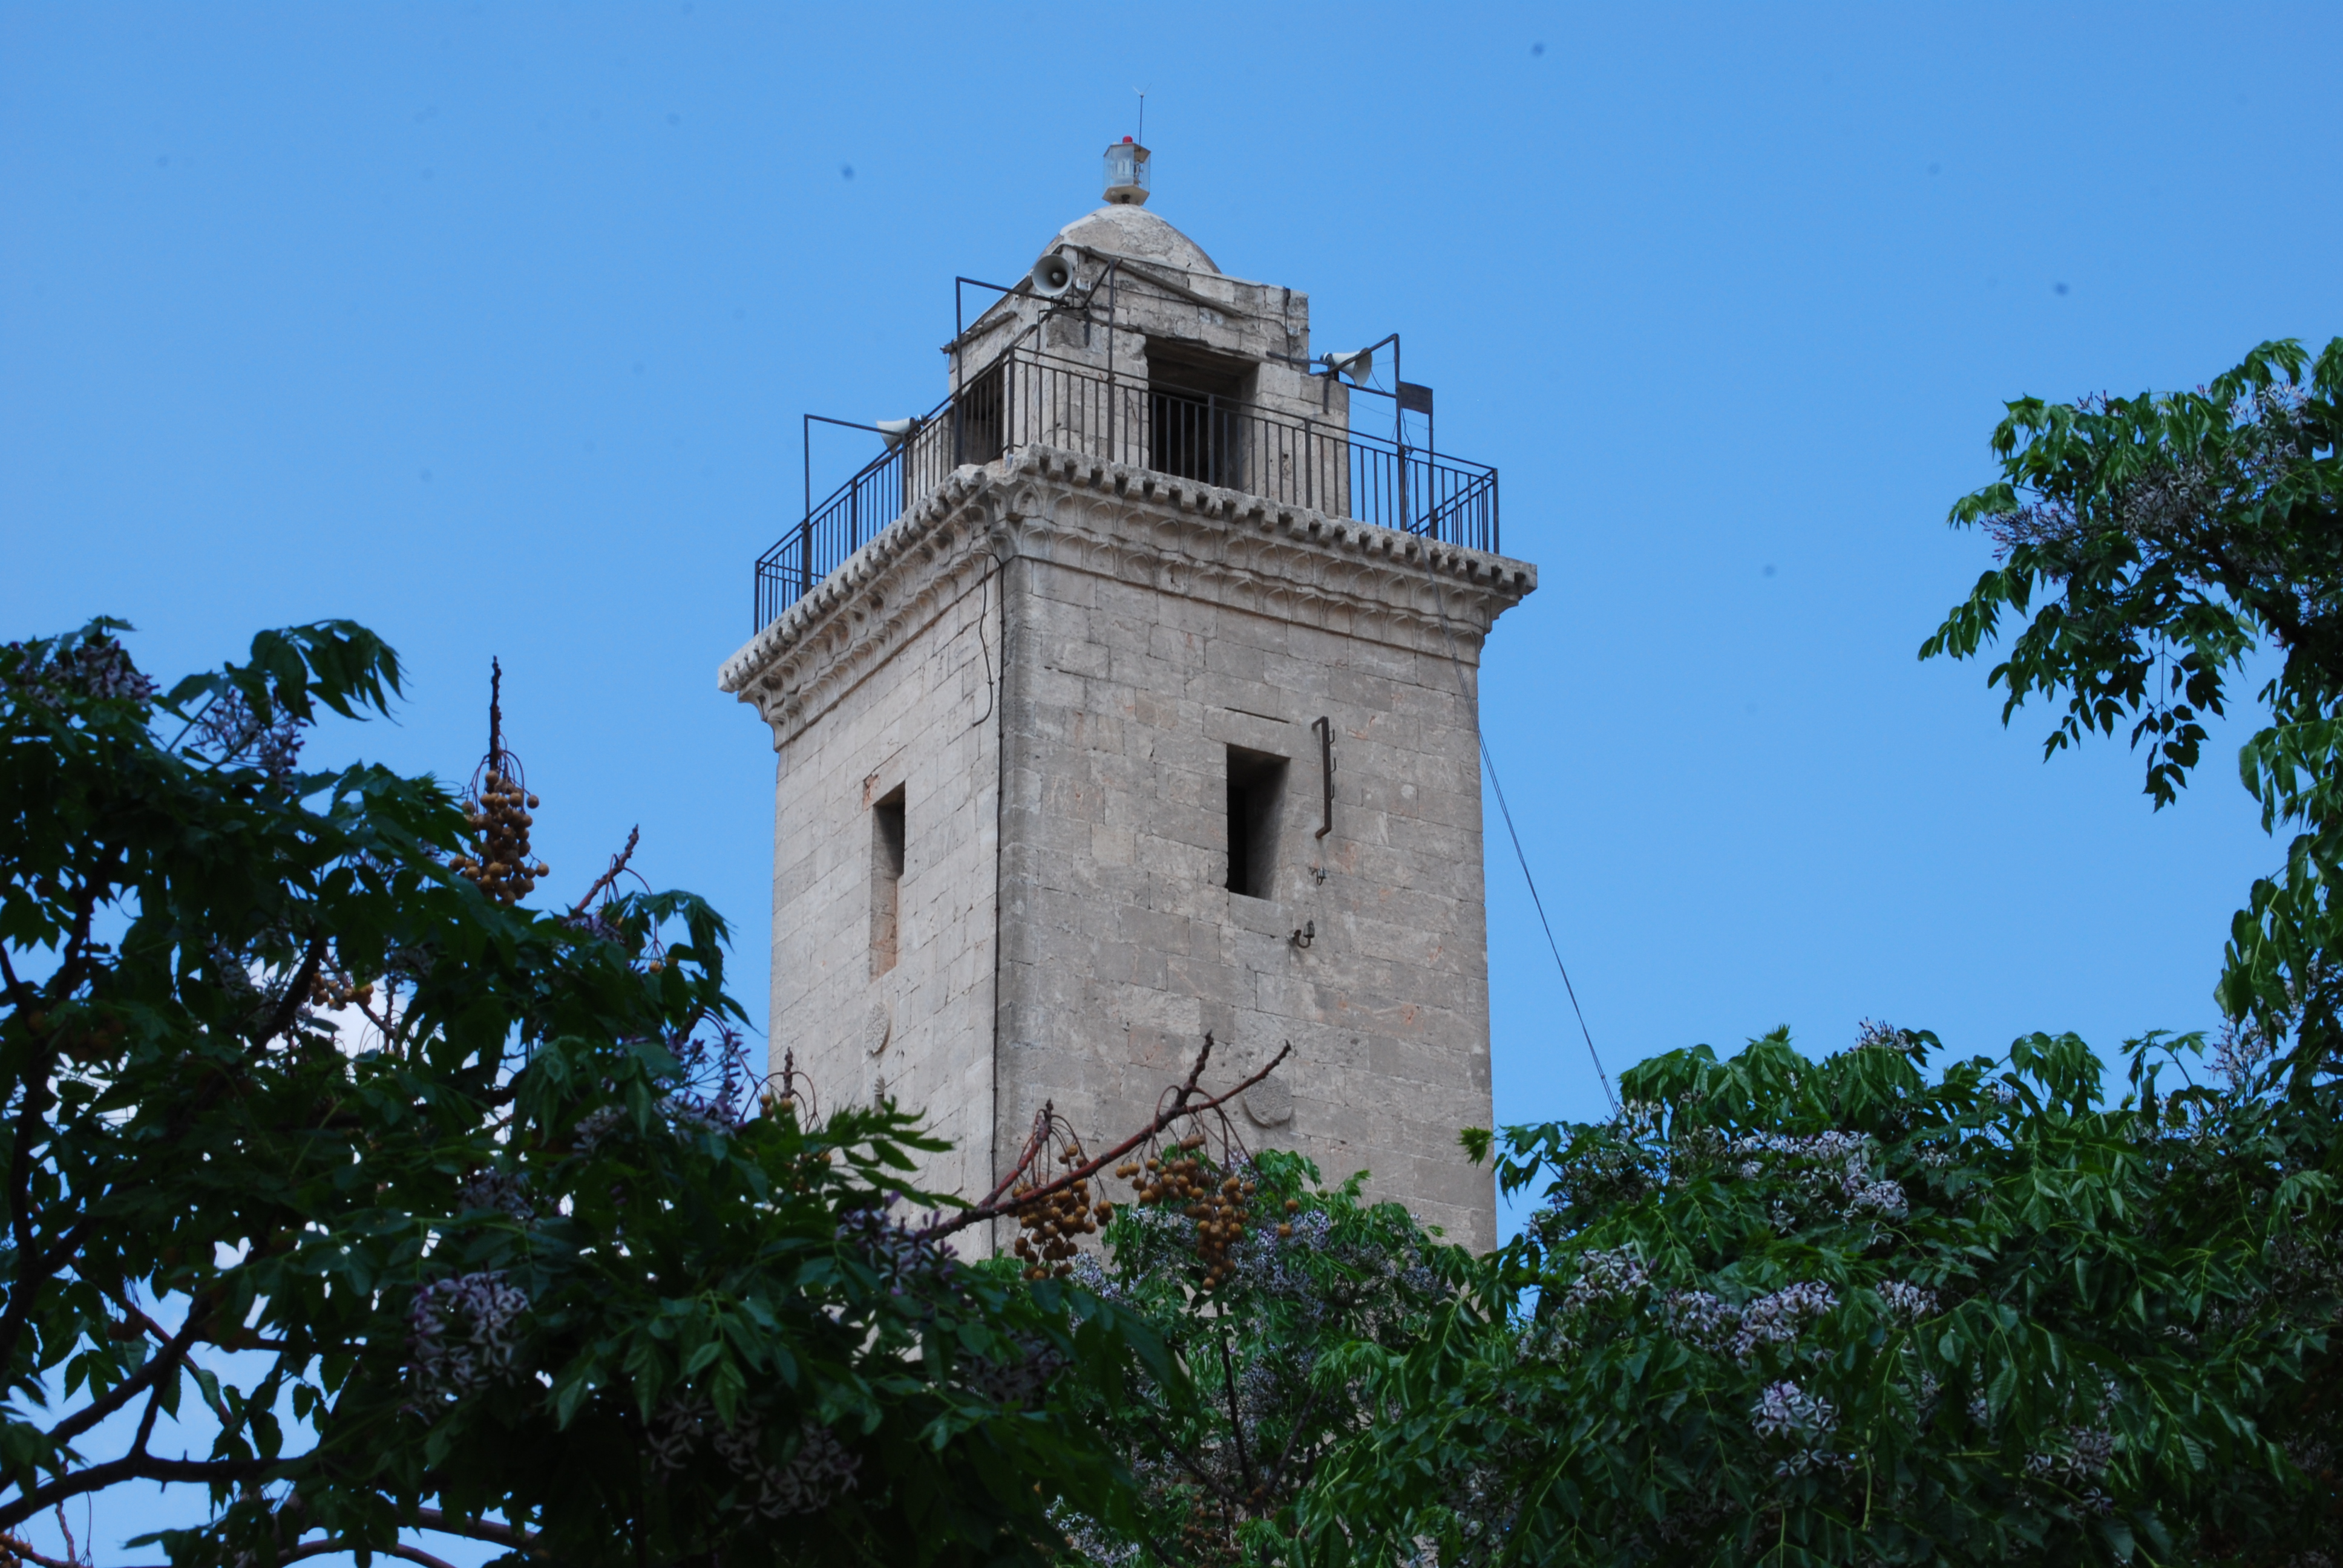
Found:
[864,1001,891,1057]
[1243,1074,1294,1127]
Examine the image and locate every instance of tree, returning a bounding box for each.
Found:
[0,619,1174,1567]
[1052,1136,1468,1568]
[1920,338,2343,1091]
[1260,341,2343,1567]
[1294,1026,2338,1567]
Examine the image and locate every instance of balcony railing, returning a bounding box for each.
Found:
[754,351,1498,632]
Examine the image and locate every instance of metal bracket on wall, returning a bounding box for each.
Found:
[1312,716,1334,840]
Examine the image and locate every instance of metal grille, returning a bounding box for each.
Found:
[755,351,1498,632]
[1149,385,1244,488]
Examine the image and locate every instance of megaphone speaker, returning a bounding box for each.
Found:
[1029,252,1076,298]
[876,417,918,450]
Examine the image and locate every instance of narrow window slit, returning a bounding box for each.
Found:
[871,786,905,976]
[1226,746,1286,900]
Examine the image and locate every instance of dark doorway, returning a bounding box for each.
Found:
[955,362,1006,468]
[1149,345,1248,489]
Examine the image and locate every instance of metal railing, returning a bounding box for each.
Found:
[754,351,1498,631]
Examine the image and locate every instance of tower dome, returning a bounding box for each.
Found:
[1050,204,1221,277]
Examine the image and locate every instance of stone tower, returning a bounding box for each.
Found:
[719,173,1534,1251]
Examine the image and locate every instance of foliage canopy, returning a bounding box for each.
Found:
[1294,1027,2337,1567]
[0,620,1167,1567]
[11,335,2342,1568]
[1921,337,2343,1089]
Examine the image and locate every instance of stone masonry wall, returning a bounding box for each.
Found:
[766,557,1000,1215]
[726,451,1534,1259]
[988,467,1524,1254]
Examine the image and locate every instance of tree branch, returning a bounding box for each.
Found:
[924,1039,1290,1241]
[0,1451,273,1532]
[278,1540,459,1568]
[968,1106,1058,1218]
[971,1039,1224,1216]
[45,1310,203,1448]
[408,1509,537,1552]
[249,935,330,1051]
[0,1082,73,1377]
[106,1293,174,1348]
[128,1380,166,1460]
[571,826,641,917]
[0,1529,102,1568]
[1139,1410,1238,1506]
[46,854,114,1014]
[0,946,36,1021]
[1264,1376,1330,1494]
[1219,1328,1257,1501]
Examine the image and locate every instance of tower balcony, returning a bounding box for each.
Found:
[752,347,1499,632]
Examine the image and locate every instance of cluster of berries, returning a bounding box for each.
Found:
[306,970,375,1011]
[453,769,549,905]
[1012,1143,1113,1280]
[1175,1501,1241,1568]
[1115,1135,1271,1290]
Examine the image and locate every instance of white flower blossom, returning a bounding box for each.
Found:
[408,1272,528,1395]
[1876,1279,1937,1321]
[1561,1247,1648,1312]
[1751,1379,1837,1440]
[1730,1282,1837,1362]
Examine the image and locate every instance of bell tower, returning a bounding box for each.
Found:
[719,155,1535,1250]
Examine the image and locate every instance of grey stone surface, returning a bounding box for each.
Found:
[1244,1074,1295,1127]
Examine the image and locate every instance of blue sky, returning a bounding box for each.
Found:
[5,2,2339,1556]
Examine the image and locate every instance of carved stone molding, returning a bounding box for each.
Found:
[717,471,1003,747]
[991,447,1536,650]
[717,446,1538,748]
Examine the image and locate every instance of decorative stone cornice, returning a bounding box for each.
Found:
[717,469,1005,747]
[718,446,1538,747]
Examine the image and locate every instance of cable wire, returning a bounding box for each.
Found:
[1414,537,1619,1113]
[1477,731,1617,1112]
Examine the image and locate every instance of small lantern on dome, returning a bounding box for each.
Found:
[1103,137,1151,206]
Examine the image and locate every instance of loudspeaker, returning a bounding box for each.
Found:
[1029,252,1076,298]
[1323,347,1374,384]
[876,417,918,450]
